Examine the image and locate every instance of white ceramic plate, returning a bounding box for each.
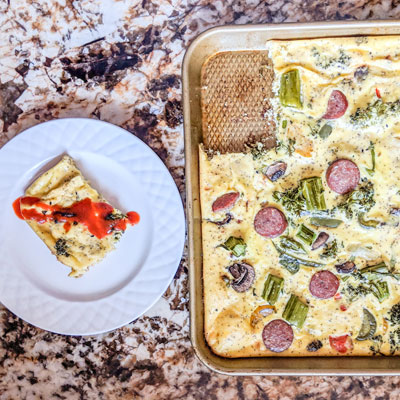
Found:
[0,118,185,335]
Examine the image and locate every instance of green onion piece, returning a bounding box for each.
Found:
[262,274,284,305]
[279,236,306,254]
[279,70,302,109]
[356,309,377,341]
[296,224,316,246]
[366,141,376,176]
[370,281,389,303]
[282,294,309,329]
[278,252,324,274]
[318,124,333,139]
[360,262,389,279]
[220,236,246,257]
[282,119,288,129]
[358,213,379,229]
[300,177,327,211]
[310,216,342,228]
[278,253,300,274]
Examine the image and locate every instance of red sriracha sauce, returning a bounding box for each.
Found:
[13,196,140,239]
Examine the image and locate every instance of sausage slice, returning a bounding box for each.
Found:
[309,270,340,299]
[262,319,294,353]
[254,207,287,238]
[326,159,360,194]
[322,90,348,119]
[212,192,239,213]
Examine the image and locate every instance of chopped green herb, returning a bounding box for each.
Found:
[336,181,375,219]
[350,99,400,127]
[279,69,302,108]
[249,142,267,160]
[388,303,400,325]
[389,328,400,354]
[273,186,307,217]
[262,274,284,305]
[369,281,389,303]
[55,238,70,257]
[282,294,309,329]
[275,138,296,156]
[320,239,339,259]
[282,120,288,129]
[220,236,246,257]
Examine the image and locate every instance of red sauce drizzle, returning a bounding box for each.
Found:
[13,196,140,239]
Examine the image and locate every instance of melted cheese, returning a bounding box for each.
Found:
[24,155,126,277]
[201,36,400,357]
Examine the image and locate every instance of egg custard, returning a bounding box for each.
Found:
[200,36,400,357]
[13,155,139,277]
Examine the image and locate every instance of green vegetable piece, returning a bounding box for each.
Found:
[336,181,375,219]
[358,213,379,229]
[278,253,300,274]
[282,120,288,129]
[220,236,246,257]
[366,142,376,176]
[279,69,302,109]
[278,252,324,274]
[319,239,339,259]
[310,217,343,228]
[296,224,316,246]
[282,294,309,329]
[262,274,284,305]
[360,262,389,279]
[300,177,327,211]
[279,236,307,254]
[356,309,377,341]
[370,281,389,303]
[273,186,306,216]
[318,124,333,139]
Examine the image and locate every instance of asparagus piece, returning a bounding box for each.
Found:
[296,224,316,246]
[282,294,309,329]
[300,177,327,211]
[262,274,284,305]
[279,70,302,108]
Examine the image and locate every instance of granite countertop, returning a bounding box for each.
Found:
[1,1,400,399]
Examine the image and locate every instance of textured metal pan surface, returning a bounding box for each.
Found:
[201,51,275,153]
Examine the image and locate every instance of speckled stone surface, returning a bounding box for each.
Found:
[1,1,400,399]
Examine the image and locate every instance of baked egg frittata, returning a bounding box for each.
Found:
[200,36,400,357]
[14,155,139,277]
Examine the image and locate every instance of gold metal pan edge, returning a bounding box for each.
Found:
[183,19,400,375]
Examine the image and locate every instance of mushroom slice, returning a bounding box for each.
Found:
[265,161,287,182]
[228,262,255,292]
[335,261,356,274]
[311,232,329,250]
